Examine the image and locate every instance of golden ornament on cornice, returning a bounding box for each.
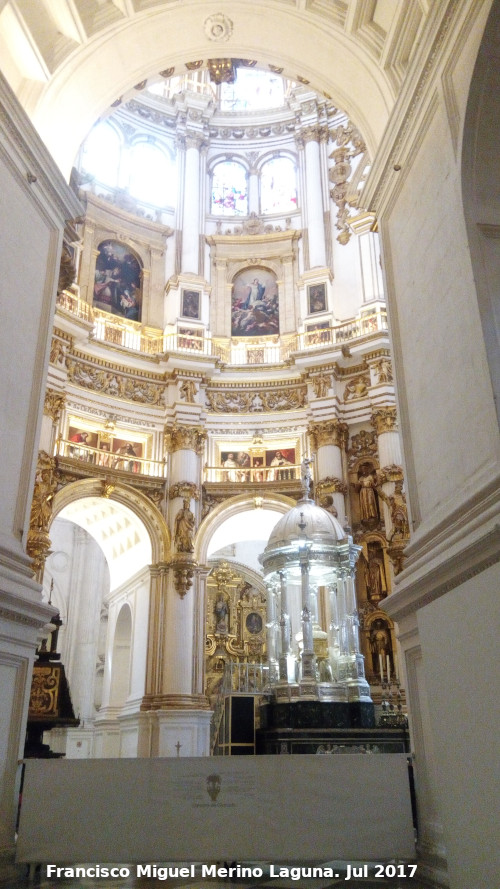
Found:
[44,388,66,422]
[371,406,398,435]
[315,476,348,496]
[386,543,407,577]
[311,372,332,398]
[169,482,199,501]
[166,424,207,455]
[308,419,349,450]
[377,464,404,484]
[65,358,164,406]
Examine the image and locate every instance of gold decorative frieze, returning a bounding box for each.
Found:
[311,372,332,398]
[44,389,66,422]
[308,419,349,450]
[65,357,164,406]
[371,406,398,435]
[165,424,207,455]
[206,385,307,413]
[50,336,67,366]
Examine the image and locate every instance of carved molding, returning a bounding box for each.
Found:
[371,406,398,435]
[308,419,349,450]
[316,476,348,495]
[348,429,378,467]
[26,451,58,577]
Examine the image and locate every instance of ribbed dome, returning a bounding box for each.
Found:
[264,498,345,553]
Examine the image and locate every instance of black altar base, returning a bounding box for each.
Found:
[257,700,409,755]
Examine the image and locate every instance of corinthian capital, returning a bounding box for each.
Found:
[165,424,207,455]
[308,419,349,450]
[371,407,398,435]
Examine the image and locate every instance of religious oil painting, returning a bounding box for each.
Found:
[305,321,331,345]
[178,327,203,350]
[265,448,296,479]
[111,439,142,472]
[231,267,279,337]
[307,282,327,315]
[93,240,142,321]
[220,451,251,481]
[181,289,201,320]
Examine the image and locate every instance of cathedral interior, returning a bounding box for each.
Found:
[0,1,499,888]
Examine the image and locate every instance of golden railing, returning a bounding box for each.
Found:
[56,291,388,365]
[56,439,167,478]
[204,463,302,483]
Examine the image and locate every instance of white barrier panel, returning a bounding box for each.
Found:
[17,755,415,863]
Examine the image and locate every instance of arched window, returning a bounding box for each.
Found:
[261,156,297,215]
[211,161,248,216]
[128,141,175,207]
[80,121,121,188]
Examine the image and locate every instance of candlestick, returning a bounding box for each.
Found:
[379,653,384,682]
[386,654,391,682]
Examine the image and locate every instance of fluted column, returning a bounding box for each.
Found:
[308,419,349,525]
[297,126,328,269]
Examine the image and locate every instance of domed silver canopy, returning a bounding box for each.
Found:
[266,498,345,551]
[260,496,353,580]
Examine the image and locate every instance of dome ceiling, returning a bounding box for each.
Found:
[0,0,439,177]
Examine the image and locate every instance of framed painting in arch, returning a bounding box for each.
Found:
[307,282,327,315]
[93,240,142,321]
[181,289,200,320]
[231,267,279,337]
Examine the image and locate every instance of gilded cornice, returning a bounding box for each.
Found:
[371,406,398,435]
[165,425,207,455]
[308,419,349,450]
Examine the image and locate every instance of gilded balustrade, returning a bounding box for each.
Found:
[56,291,387,366]
[56,439,167,478]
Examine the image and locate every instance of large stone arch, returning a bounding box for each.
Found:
[51,477,171,564]
[194,492,295,565]
[26,2,394,176]
[461,0,500,425]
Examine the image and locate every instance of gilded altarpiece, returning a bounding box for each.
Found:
[205,561,267,703]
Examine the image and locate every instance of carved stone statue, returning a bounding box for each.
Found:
[179,379,197,403]
[352,463,379,526]
[174,498,195,553]
[369,618,392,675]
[364,545,387,603]
[214,595,229,634]
[378,480,409,541]
[312,373,330,398]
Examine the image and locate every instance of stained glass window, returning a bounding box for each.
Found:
[260,157,297,214]
[211,161,248,216]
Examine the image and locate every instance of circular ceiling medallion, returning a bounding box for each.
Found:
[204,14,233,42]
